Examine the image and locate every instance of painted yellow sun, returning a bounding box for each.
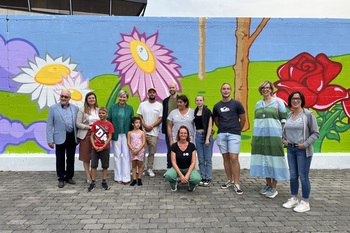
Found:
[12,53,78,110]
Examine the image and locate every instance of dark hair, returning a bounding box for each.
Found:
[177,95,189,108]
[132,116,141,124]
[288,91,306,108]
[221,83,231,89]
[176,125,190,142]
[84,92,98,114]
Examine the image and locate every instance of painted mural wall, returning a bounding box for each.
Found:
[1,15,350,156]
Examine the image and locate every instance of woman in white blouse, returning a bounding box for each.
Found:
[167,95,195,146]
[76,92,99,183]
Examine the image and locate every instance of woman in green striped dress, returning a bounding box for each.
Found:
[250,80,289,198]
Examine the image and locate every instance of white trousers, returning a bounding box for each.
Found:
[112,134,130,182]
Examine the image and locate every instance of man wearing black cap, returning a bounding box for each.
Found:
[137,87,163,177]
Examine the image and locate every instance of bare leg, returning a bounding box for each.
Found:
[271,178,277,188]
[102,168,108,180]
[222,153,233,181]
[138,161,144,179]
[230,153,240,185]
[132,161,137,180]
[91,168,97,181]
[84,161,91,180]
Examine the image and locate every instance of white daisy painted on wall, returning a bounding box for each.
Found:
[55,72,92,108]
[12,53,78,110]
[112,27,183,101]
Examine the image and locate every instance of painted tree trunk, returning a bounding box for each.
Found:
[198,17,206,80]
[233,17,270,131]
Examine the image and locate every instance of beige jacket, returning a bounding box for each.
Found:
[76,107,99,140]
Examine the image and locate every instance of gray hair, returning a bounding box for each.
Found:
[118,90,129,98]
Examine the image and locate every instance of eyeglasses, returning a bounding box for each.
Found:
[292,98,301,101]
[60,95,70,99]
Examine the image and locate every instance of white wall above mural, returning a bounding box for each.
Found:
[146,0,350,18]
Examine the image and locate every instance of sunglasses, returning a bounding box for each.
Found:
[60,95,70,99]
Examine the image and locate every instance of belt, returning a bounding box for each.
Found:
[288,143,299,147]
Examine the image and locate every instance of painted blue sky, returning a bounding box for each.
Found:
[2,15,350,80]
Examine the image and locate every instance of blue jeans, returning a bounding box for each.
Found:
[287,146,312,201]
[195,131,213,180]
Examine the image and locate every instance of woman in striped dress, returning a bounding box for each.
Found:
[250,80,289,198]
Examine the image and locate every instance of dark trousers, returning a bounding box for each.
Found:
[56,132,77,181]
[165,133,172,169]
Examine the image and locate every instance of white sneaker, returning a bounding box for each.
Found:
[171,182,177,192]
[283,198,299,209]
[148,169,155,177]
[293,200,310,213]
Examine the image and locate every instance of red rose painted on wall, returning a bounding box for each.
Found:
[274,52,350,152]
[274,52,349,110]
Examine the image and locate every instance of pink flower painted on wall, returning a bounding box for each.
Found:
[112,27,182,101]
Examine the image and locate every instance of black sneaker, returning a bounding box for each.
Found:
[130,180,137,186]
[88,183,96,192]
[199,179,205,186]
[221,180,233,189]
[233,184,243,195]
[137,179,142,186]
[204,179,211,187]
[102,182,110,190]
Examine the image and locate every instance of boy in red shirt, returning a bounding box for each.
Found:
[88,107,114,191]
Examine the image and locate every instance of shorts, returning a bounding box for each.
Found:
[216,133,241,154]
[91,148,110,169]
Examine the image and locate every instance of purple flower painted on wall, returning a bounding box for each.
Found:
[0,35,38,92]
[112,27,183,101]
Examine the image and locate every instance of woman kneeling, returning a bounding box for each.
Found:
[165,125,201,192]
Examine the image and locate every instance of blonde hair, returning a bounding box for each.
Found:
[99,107,108,113]
[258,80,274,96]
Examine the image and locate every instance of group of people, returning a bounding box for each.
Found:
[46,80,319,213]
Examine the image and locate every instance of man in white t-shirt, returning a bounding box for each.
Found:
[137,87,163,177]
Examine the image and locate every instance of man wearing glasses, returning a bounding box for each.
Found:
[47,90,79,188]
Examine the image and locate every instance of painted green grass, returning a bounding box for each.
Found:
[2,54,350,153]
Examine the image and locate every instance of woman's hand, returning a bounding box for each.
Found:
[282,139,288,146]
[205,139,210,146]
[297,144,306,149]
[179,174,188,184]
